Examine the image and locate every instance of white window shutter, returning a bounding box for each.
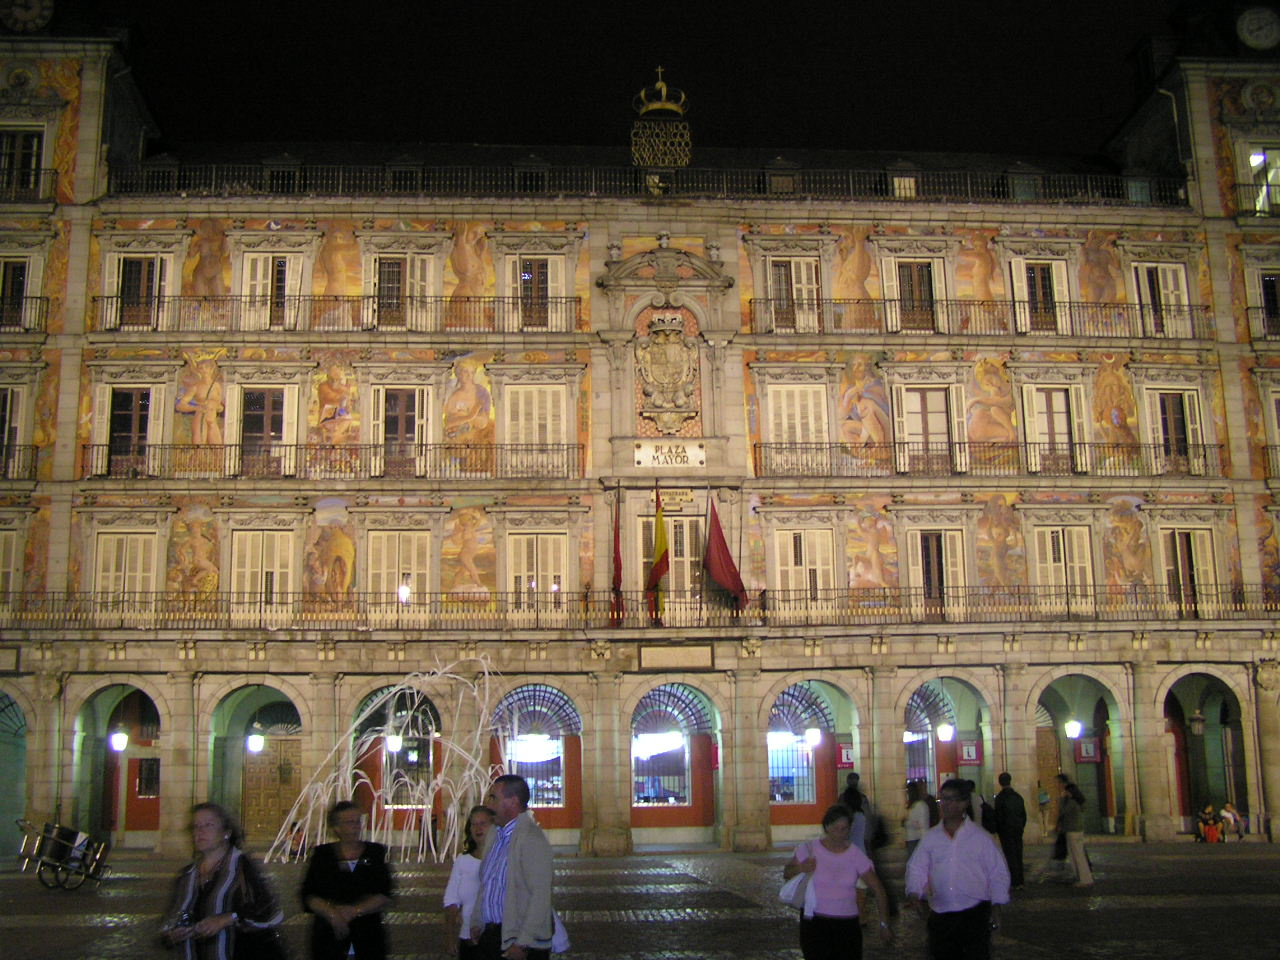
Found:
[266,530,292,597]
[793,258,821,332]
[810,529,834,595]
[283,256,303,329]
[242,254,271,330]
[1144,390,1165,474]
[91,383,112,471]
[905,530,924,619]
[948,383,969,473]
[1064,526,1094,614]
[1050,260,1070,332]
[407,254,432,330]
[1190,529,1217,615]
[0,529,16,595]
[1184,391,1205,475]
[774,530,800,593]
[891,383,910,471]
[881,259,901,332]
[361,254,378,329]
[510,533,535,593]
[540,533,565,597]
[369,385,386,477]
[146,384,169,476]
[943,529,966,620]
[414,386,430,475]
[1009,258,1030,333]
[223,385,242,476]
[1021,384,1043,472]
[368,530,391,595]
[24,252,43,330]
[1033,527,1065,614]
[1068,383,1090,472]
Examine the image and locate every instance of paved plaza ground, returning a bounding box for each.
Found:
[2,839,1277,959]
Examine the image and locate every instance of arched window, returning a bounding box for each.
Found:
[492,684,581,809]
[768,684,835,804]
[904,684,955,787]
[631,684,711,806]
[356,687,441,808]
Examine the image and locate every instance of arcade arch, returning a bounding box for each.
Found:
[629,682,719,843]
[209,684,302,845]
[1164,672,1248,835]
[0,690,27,832]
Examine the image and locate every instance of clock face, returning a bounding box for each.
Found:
[0,0,54,33]
[1239,6,1280,51]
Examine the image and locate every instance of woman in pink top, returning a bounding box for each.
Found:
[782,804,894,960]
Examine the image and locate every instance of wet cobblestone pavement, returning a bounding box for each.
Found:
[3,841,1278,959]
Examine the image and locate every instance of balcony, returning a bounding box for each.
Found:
[1266,445,1280,479]
[1246,307,1280,341]
[749,298,1214,339]
[90,295,582,334]
[753,442,1225,479]
[81,442,585,480]
[0,583,1273,632]
[0,168,56,203]
[0,297,48,333]
[0,444,36,480]
[108,162,1186,206]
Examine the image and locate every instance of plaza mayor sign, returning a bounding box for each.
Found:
[634,440,706,469]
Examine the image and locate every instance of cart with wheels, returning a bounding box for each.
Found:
[15,819,112,889]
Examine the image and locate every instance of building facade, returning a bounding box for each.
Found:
[1,24,1279,857]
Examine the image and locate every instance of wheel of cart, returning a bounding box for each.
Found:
[15,819,112,889]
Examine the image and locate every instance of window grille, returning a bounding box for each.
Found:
[631,684,712,806]
[492,684,581,808]
[768,684,836,804]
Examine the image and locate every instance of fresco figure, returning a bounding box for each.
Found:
[1103,499,1151,589]
[1091,356,1138,466]
[977,495,1023,589]
[1080,232,1119,303]
[446,223,487,327]
[444,357,494,442]
[175,356,225,446]
[849,508,894,589]
[444,508,491,594]
[839,357,890,452]
[306,526,356,600]
[169,516,219,598]
[966,358,1017,443]
[189,220,227,297]
[314,364,357,444]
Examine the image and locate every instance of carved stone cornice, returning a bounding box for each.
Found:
[0,360,45,384]
[353,361,452,386]
[486,504,590,528]
[485,362,586,387]
[1142,505,1232,525]
[1007,361,1093,384]
[0,506,37,528]
[86,358,184,382]
[748,361,844,385]
[489,230,585,256]
[991,235,1085,260]
[0,230,54,253]
[75,507,176,528]
[880,360,969,384]
[741,232,839,265]
[347,506,449,530]
[94,230,193,254]
[867,234,963,259]
[220,359,318,384]
[354,231,453,256]
[1250,366,1280,390]
[226,229,324,255]
[1114,238,1201,265]
[1127,361,1209,388]
[754,506,851,526]
[213,507,311,529]
[1238,243,1280,268]
[884,505,979,525]
[1013,503,1107,524]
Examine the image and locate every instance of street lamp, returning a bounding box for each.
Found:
[1064,719,1083,740]
[1187,709,1207,736]
[936,723,955,742]
[246,733,265,753]
[109,729,129,752]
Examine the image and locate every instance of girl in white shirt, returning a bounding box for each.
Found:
[442,805,496,959]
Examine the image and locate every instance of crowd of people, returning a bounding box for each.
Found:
[161,774,557,960]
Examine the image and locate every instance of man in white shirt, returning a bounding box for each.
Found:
[905,778,1010,960]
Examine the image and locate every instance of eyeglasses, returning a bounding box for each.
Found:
[939,795,967,803]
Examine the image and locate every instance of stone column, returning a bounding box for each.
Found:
[27,669,65,821]
[997,661,1037,838]
[1252,659,1280,839]
[578,669,631,856]
[158,671,199,855]
[867,665,905,837]
[1129,660,1177,841]
[726,667,770,851]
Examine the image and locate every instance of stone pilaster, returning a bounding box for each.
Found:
[1252,659,1280,839]
[1130,660,1177,840]
[726,668,770,851]
[578,671,631,856]
[867,665,905,836]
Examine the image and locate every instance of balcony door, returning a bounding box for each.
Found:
[509,532,567,626]
[1160,529,1217,619]
[0,129,41,196]
[231,530,294,626]
[773,529,834,621]
[0,259,26,329]
[907,529,964,622]
[766,383,829,475]
[642,515,705,625]
[372,386,427,477]
[243,254,301,330]
[1133,263,1190,338]
[94,532,157,624]
[767,257,821,332]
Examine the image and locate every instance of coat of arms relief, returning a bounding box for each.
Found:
[635,313,699,434]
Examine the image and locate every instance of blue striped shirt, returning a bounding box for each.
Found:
[479,816,518,925]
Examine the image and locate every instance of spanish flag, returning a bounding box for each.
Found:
[645,487,669,621]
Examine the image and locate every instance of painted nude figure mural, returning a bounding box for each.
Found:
[1103,497,1152,589]
[305,524,356,601]
[446,223,487,328]
[976,494,1024,589]
[848,505,895,590]
[311,363,357,445]
[442,507,493,594]
[168,508,219,599]
[188,220,227,297]
[838,356,891,469]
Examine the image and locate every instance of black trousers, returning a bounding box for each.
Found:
[476,922,550,960]
[798,914,863,960]
[925,901,992,960]
[998,831,1025,886]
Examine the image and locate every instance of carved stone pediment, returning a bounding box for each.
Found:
[355,231,453,256]
[749,361,844,385]
[214,507,311,530]
[486,503,589,529]
[489,230,585,256]
[992,235,1084,260]
[87,358,185,383]
[95,230,193,254]
[885,506,978,525]
[1127,361,1209,388]
[1114,238,1200,265]
[1239,243,1280,268]
[0,230,54,254]
[597,244,734,296]
[755,506,850,526]
[867,234,963,259]
[1013,504,1106,525]
[221,359,317,384]
[76,507,176,529]
[347,507,449,530]
[1142,505,1231,525]
[486,363,586,387]
[353,361,452,386]
[742,232,839,263]
[226,229,324,255]
[881,360,968,384]
[1007,361,1093,384]
[0,360,45,385]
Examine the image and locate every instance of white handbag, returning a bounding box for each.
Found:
[779,840,813,911]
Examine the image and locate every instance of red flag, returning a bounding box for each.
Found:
[610,492,624,624]
[704,499,747,609]
[645,487,669,621]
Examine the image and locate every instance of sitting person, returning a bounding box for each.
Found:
[1219,802,1244,841]
[1196,805,1222,844]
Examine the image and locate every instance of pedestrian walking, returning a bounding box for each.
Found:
[905,778,1010,960]
[443,804,496,958]
[992,772,1027,888]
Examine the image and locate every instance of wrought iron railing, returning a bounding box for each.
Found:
[753,442,1224,478]
[749,298,1215,339]
[1246,306,1280,341]
[0,444,36,480]
[108,163,1186,206]
[81,442,585,480]
[0,584,1274,631]
[1266,445,1280,479]
[90,295,581,334]
[0,297,48,332]
[0,168,56,202]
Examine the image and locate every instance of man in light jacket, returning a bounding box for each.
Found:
[470,774,554,960]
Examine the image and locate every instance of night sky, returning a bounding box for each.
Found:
[63,0,1182,158]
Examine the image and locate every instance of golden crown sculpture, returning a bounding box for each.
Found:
[633,66,688,117]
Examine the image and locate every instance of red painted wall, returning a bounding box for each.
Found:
[125,758,160,830]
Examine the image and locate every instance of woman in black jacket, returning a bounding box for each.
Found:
[301,801,394,959]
